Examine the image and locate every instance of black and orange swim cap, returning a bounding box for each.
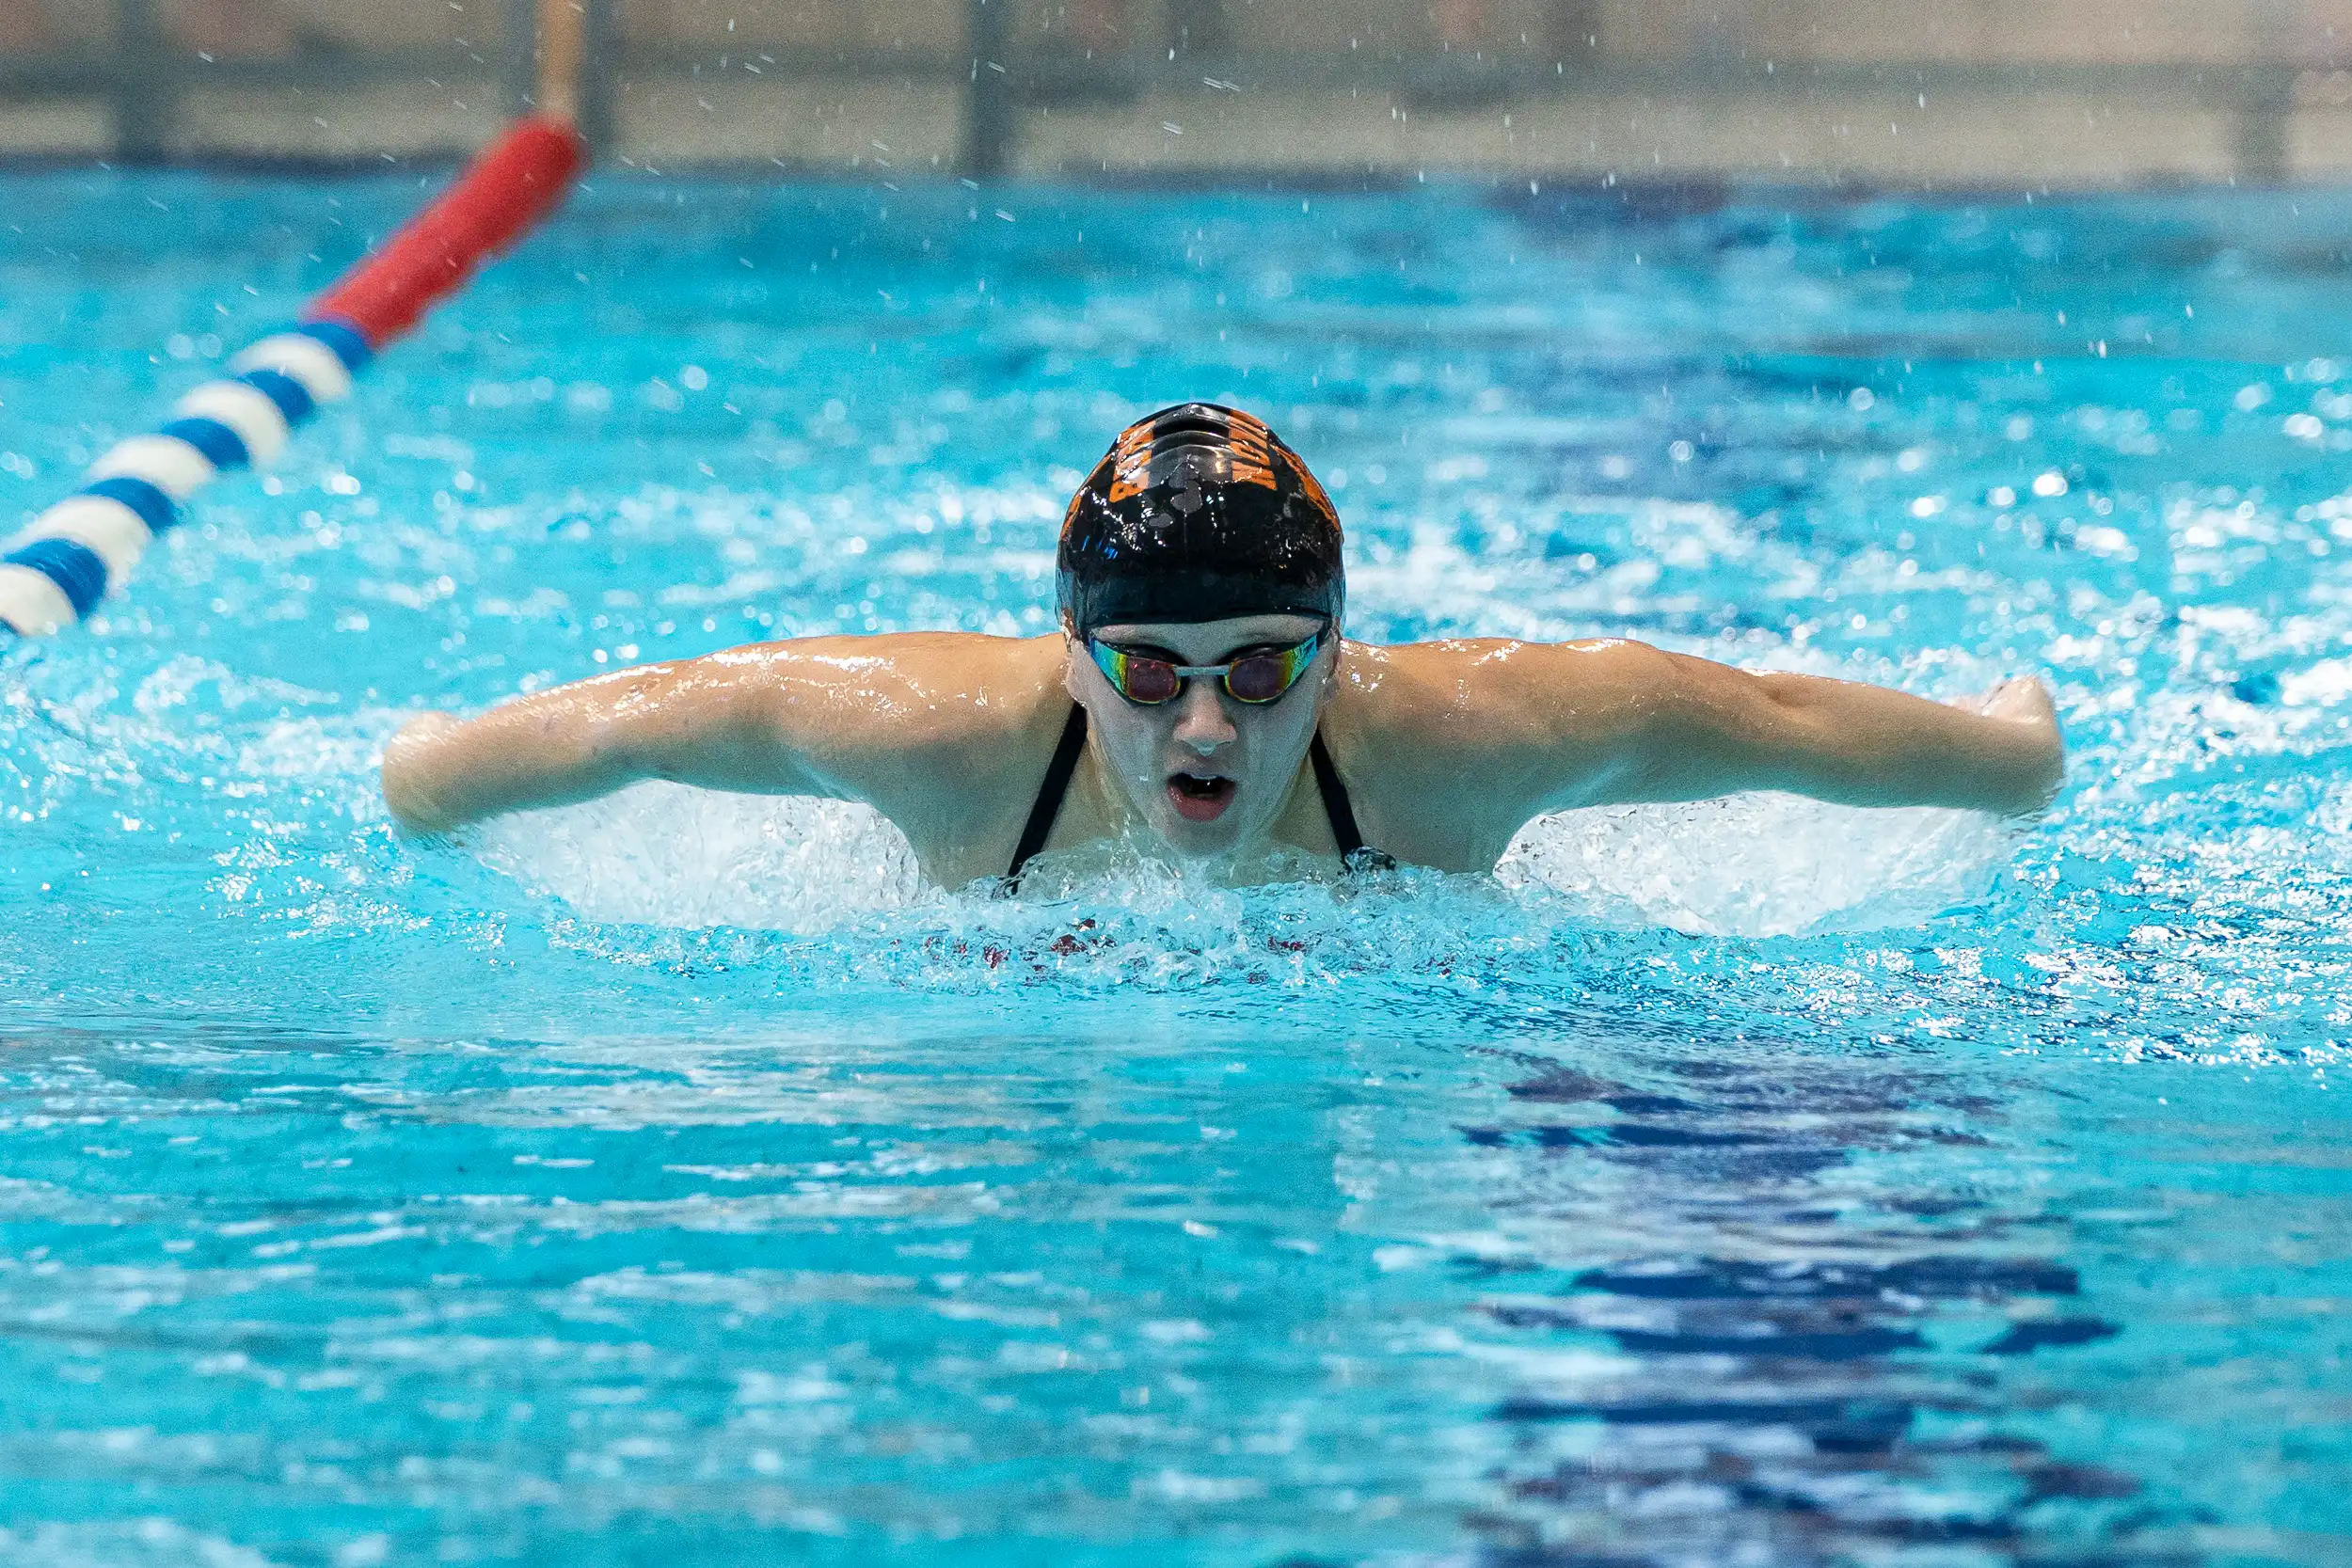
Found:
[1057,403,1343,636]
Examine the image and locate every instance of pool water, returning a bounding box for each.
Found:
[2,169,2349,1566]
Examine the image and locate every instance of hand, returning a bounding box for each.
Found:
[381,711,465,834]
[1961,676,2062,811]
[1973,674,2057,729]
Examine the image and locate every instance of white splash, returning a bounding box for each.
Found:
[474,782,928,933]
[471,780,2010,940]
[1499,795,2013,938]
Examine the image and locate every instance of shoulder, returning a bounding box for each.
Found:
[708,628,1057,690]
[1329,636,1674,741]
[733,631,1074,875]
[702,630,1067,749]
[1315,636,1679,868]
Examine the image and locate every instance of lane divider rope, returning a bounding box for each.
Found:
[0,116,587,641]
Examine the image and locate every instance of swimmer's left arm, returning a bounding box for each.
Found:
[1539,641,2065,817]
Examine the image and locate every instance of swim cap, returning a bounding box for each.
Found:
[1057,403,1343,636]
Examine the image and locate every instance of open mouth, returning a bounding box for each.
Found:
[1166,771,1237,822]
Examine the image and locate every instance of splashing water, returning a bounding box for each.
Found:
[476,778,2010,941]
[3,172,2351,1565]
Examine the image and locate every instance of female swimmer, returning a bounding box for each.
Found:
[382,403,2062,887]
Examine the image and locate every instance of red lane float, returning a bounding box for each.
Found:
[310,116,589,351]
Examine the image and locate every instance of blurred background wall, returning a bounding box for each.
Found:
[6,0,2352,182]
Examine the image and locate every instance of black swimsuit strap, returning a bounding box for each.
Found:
[1005,704,1089,885]
[1311,732,1395,872]
[1007,708,1391,888]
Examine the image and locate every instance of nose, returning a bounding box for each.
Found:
[1169,680,1237,753]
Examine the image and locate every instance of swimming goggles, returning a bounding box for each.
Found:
[1088,627,1326,706]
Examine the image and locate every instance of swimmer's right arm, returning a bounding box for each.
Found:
[381,633,1059,840]
[381,652,840,834]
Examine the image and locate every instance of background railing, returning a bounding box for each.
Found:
[0,0,2346,182]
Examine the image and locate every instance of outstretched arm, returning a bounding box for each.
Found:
[1560,641,2063,816]
[1330,639,2064,872]
[379,633,1058,839]
[382,647,844,834]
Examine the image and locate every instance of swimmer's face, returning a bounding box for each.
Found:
[1065,611,1337,863]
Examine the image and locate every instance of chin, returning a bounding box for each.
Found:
[1150,812,1246,862]
[1146,784,1271,859]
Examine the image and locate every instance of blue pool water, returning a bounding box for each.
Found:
[2,168,2350,1565]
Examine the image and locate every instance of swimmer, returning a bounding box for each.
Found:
[381,404,2063,888]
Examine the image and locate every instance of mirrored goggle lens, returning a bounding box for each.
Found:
[1225,651,1299,703]
[1115,654,1183,703]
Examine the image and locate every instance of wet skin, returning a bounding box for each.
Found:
[381,620,2064,890]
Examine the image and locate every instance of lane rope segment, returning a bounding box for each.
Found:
[1,116,587,641]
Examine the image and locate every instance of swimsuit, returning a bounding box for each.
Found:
[1004,705,1394,887]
